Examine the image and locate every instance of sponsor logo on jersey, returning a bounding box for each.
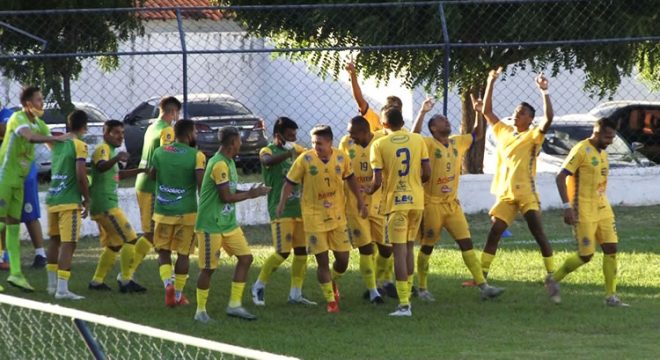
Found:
[309,165,318,176]
[394,195,413,204]
[390,134,410,144]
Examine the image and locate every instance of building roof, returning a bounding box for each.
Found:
[137,0,226,21]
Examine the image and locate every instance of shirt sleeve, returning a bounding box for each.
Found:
[73,139,88,161]
[560,144,584,175]
[457,134,474,152]
[363,107,382,132]
[93,144,111,166]
[531,128,545,145]
[338,136,349,154]
[341,152,353,179]
[492,122,513,143]
[370,140,383,170]
[419,136,430,161]
[160,127,174,146]
[210,161,230,186]
[286,154,306,184]
[195,151,206,171]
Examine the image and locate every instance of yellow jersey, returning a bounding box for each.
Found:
[362,107,383,132]
[339,132,384,218]
[370,130,429,215]
[561,139,614,222]
[490,122,544,199]
[424,134,473,204]
[286,148,353,232]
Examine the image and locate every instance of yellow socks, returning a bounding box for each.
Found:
[543,256,556,274]
[92,248,117,284]
[462,249,486,285]
[320,282,334,303]
[417,251,430,290]
[290,255,307,290]
[119,243,136,282]
[130,236,152,276]
[481,252,496,276]
[375,254,389,284]
[396,280,410,306]
[258,253,286,284]
[174,274,187,301]
[603,254,617,297]
[229,282,245,308]
[359,254,377,290]
[196,288,209,312]
[385,256,394,282]
[159,264,173,287]
[553,253,586,282]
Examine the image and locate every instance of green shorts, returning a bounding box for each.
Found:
[0,183,24,220]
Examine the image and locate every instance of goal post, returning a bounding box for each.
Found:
[0,294,299,360]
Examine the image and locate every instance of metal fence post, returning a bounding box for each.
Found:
[438,2,450,117]
[175,8,188,118]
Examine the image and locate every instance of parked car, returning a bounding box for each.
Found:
[123,93,268,173]
[483,116,654,174]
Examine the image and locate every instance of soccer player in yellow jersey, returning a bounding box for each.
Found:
[130,96,180,280]
[472,68,556,284]
[546,118,628,307]
[278,125,367,313]
[339,116,386,304]
[368,108,431,317]
[411,97,504,301]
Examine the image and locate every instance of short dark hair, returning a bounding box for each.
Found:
[520,102,536,118]
[174,119,195,138]
[67,110,88,132]
[349,116,370,132]
[273,116,298,136]
[20,86,41,105]
[159,96,182,112]
[595,117,617,132]
[218,126,240,146]
[311,124,333,141]
[386,96,402,109]
[104,120,124,133]
[427,114,447,133]
[383,108,404,128]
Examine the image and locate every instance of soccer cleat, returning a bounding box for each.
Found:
[251,284,265,306]
[55,291,85,300]
[165,284,176,307]
[418,290,436,302]
[370,295,385,304]
[544,274,561,304]
[226,306,257,320]
[288,295,318,306]
[332,281,340,302]
[605,295,630,307]
[326,301,339,313]
[32,255,47,269]
[461,279,478,287]
[7,274,35,292]
[127,280,147,293]
[382,282,398,298]
[88,282,112,291]
[388,305,412,317]
[479,284,505,300]
[176,294,190,306]
[194,311,214,324]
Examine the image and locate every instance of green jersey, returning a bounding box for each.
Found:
[46,138,88,206]
[260,143,302,220]
[135,118,174,193]
[152,142,205,217]
[90,142,119,215]
[0,110,49,186]
[196,152,238,234]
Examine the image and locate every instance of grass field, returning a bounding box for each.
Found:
[2,205,659,359]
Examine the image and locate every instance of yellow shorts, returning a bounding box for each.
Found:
[154,222,196,255]
[47,207,82,243]
[489,193,541,226]
[271,218,305,253]
[197,227,251,270]
[347,213,385,249]
[306,227,351,255]
[420,200,471,246]
[385,209,423,245]
[136,191,155,234]
[92,208,138,248]
[574,217,618,256]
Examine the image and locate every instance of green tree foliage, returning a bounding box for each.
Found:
[224,0,659,172]
[0,0,144,113]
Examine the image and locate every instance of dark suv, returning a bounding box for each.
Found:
[123,93,268,173]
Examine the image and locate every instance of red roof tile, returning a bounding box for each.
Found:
[137,0,227,21]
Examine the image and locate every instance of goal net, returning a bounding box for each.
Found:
[0,294,299,360]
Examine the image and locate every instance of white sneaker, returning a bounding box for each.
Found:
[418,290,436,302]
[47,283,57,295]
[388,305,412,317]
[544,274,561,304]
[479,284,505,300]
[251,284,265,306]
[606,295,630,307]
[288,295,318,306]
[55,291,85,300]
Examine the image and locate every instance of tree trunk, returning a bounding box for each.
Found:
[460,90,485,174]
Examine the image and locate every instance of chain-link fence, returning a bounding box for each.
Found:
[1,1,659,174]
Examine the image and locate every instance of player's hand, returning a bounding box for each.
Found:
[115,151,130,162]
[470,94,483,114]
[249,185,271,198]
[488,66,503,81]
[358,203,368,219]
[563,207,576,225]
[55,133,75,142]
[345,61,357,75]
[420,97,435,114]
[536,73,549,91]
[81,198,90,219]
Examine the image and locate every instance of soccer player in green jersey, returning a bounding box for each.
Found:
[150,120,205,308]
[45,110,89,300]
[130,96,180,280]
[0,86,71,292]
[194,126,270,323]
[88,120,147,293]
[251,117,316,306]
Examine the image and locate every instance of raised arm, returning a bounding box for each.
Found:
[18,127,73,144]
[412,97,435,134]
[482,68,503,126]
[346,62,369,115]
[470,94,485,141]
[536,74,553,133]
[261,148,296,167]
